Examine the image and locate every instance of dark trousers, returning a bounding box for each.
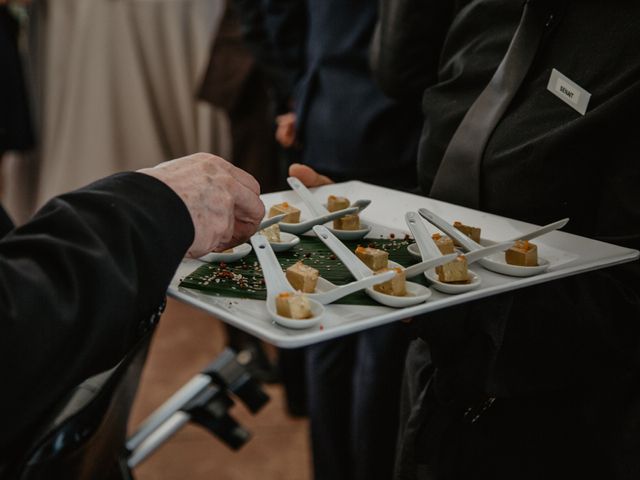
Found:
[306,322,410,480]
[395,339,640,480]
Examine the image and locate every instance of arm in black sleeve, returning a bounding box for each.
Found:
[0,172,194,449]
[371,0,457,102]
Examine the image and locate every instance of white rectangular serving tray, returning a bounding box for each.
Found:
[168,181,639,348]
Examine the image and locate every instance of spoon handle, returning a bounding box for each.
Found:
[279,206,359,234]
[418,207,482,252]
[258,213,287,231]
[312,270,395,304]
[287,177,328,217]
[404,211,443,260]
[507,218,569,243]
[464,241,513,264]
[313,225,373,280]
[404,253,459,279]
[250,234,294,295]
[352,199,372,214]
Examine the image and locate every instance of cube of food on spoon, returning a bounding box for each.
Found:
[431,233,456,254]
[269,202,301,223]
[453,221,481,244]
[327,195,351,212]
[355,245,388,271]
[373,267,407,296]
[436,255,470,283]
[505,240,538,266]
[261,223,281,243]
[276,292,312,319]
[286,261,320,293]
[333,213,360,230]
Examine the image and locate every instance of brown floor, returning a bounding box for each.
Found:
[128,298,312,480]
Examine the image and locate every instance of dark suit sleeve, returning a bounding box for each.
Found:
[0,172,194,448]
[370,0,456,102]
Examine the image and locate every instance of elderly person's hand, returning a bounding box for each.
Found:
[288,163,334,188]
[139,153,265,258]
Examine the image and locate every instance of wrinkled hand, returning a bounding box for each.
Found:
[139,153,265,258]
[275,112,297,148]
[288,163,334,188]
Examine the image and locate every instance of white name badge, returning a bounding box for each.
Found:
[547,68,591,115]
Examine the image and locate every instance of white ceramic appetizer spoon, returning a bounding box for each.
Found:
[312,225,435,308]
[405,211,481,294]
[199,214,289,263]
[198,243,253,264]
[278,206,360,234]
[287,176,328,216]
[258,213,287,230]
[255,240,397,305]
[251,234,324,329]
[418,208,562,277]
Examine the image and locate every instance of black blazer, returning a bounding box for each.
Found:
[373,1,640,476]
[0,173,193,465]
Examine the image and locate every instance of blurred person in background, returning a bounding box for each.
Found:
[22,0,230,211]
[197,0,309,414]
[269,0,423,478]
[0,0,35,222]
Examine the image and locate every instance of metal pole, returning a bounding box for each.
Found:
[127,411,191,468]
[126,373,210,451]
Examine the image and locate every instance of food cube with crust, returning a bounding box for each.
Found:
[333,213,360,230]
[286,261,319,293]
[505,240,538,266]
[453,221,481,244]
[436,255,470,283]
[431,233,455,254]
[327,195,350,212]
[373,267,407,296]
[355,246,388,271]
[261,224,281,243]
[275,292,312,319]
[268,202,301,223]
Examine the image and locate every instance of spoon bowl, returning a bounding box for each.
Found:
[269,232,300,252]
[424,268,482,294]
[265,295,325,329]
[479,255,550,277]
[365,281,432,308]
[198,243,252,263]
[325,222,372,240]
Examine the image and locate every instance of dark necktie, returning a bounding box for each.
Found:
[429,0,553,209]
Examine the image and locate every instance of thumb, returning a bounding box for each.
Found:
[288,163,334,187]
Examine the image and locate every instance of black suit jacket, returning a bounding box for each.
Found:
[374,1,640,477]
[0,173,193,464]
